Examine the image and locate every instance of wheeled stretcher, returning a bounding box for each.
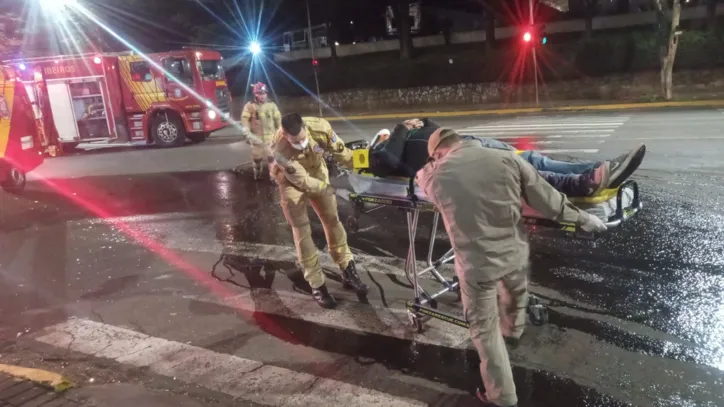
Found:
[339,140,642,332]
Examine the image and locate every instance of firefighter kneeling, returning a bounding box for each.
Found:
[270,113,368,308]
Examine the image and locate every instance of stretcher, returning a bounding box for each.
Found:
[339,139,642,332]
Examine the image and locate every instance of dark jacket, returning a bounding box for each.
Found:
[369,118,440,178]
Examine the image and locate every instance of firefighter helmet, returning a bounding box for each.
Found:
[252,82,268,95]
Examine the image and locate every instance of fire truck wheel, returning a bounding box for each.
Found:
[187,132,210,144]
[151,114,186,147]
[1,167,26,194]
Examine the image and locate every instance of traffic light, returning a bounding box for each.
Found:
[312,59,319,67]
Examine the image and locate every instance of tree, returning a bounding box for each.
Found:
[324,0,341,60]
[582,0,599,39]
[479,1,497,51]
[706,0,718,31]
[396,0,414,60]
[0,12,23,58]
[655,0,682,100]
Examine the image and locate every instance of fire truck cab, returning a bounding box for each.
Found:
[1,65,45,193]
[8,48,231,154]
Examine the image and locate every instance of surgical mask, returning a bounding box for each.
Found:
[291,138,309,150]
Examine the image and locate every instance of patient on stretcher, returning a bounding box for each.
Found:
[369,118,646,197]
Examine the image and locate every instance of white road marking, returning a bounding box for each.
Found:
[486,134,611,139]
[531,140,606,145]
[456,116,628,155]
[461,123,624,129]
[536,149,600,154]
[35,318,428,407]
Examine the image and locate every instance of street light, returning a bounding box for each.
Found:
[523,32,532,42]
[249,41,262,56]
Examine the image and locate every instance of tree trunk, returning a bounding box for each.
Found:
[660,0,682,100]
[397,0,413,60]
[617,0,631,14]
[327,0,340,60]
[584,15,593,38]
[706,0,718,31]
[584,0,598,39]
[485,8,496,50]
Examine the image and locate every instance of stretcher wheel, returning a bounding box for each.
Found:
[527,296,549,326]
[345,216,359,233]
[408,311,424,333]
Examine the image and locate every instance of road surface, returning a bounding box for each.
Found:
[1,108,723,407]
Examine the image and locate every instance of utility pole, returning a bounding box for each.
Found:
[306,0,323,117]
[529,0,539,106]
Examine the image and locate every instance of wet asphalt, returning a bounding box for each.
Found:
[1,109,723,407]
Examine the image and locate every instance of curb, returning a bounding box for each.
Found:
[323,99,724,121]
[0,364,74,392]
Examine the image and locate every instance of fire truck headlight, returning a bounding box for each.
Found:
[208,110,218,120]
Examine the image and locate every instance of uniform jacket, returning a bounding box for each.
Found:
[416,140,583,283]
[270,117,353,194]
[241,101,281,142]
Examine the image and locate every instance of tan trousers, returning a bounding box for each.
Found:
[460,266,529,407]
[279,184,353,289]
[250,137,272,166]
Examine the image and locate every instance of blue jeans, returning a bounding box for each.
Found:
[461,136,600,196]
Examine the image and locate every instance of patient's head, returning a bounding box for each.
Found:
[403,119,424,130]
[428,128,461,160]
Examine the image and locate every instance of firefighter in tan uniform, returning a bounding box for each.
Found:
[417,129,607,407]
[269,113,368,308]
[239,82,281,180]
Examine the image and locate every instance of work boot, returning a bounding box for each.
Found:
[312,284,336,309]
[341,261,368,295]
[476,389,517,407]
[606,144,646,189]
[582,162,610,195]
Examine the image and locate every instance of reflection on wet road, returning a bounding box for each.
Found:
[2,110,724,407]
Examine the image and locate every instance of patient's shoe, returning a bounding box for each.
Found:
[607,144,646,189]
[583,162,610,195]
[476,389,518,407]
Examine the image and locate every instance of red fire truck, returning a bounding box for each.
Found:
[6,48,232,155]
[1,65,46,193]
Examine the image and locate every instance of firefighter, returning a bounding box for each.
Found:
[238,82,281,180]
[269,113,368,308]
[417,128,607,407]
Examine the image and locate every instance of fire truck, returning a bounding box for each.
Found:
[1,65,46,193]
[6,48,232,155]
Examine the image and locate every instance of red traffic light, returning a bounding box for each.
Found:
[523,32,532,42]
[312,59,319,66]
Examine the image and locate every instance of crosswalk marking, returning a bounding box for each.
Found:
[462,123,624,129]
[456,115,630,155]
[36,318,428,407]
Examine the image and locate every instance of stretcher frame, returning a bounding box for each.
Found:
[346,180,642,332]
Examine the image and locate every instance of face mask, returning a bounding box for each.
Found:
[291,138,309,150]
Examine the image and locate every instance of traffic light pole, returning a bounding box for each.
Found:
[306,0,324,117]
[529,0,539,106]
